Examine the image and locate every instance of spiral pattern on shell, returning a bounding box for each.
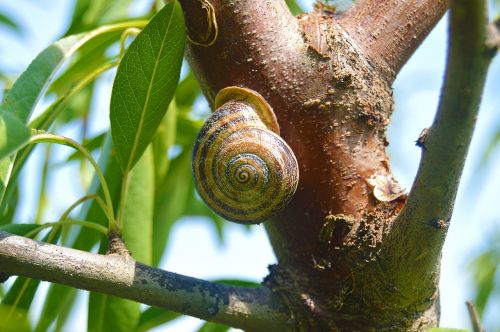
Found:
[192,92,299,224]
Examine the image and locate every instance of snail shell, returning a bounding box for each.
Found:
[192,87,299,224]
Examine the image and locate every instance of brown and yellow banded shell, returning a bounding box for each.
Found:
[192,87,299,224]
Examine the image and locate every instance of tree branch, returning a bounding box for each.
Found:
[0,231,290,331]
[487,17,500,50]
[338,0,448,78]
[381,0,494,300]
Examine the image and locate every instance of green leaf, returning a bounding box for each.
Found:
[152,101,177,187]
[427,329,469,332]
[88,243,140,332]
[197,321,231,332]
[185,187,226,244]
[0,21,146,208]
[2,29,105,122]
[0,12,22,34]
[122,146,154,264]
[65,0,135,36]
[136,307,181,332]
[110,1,185,173]
[0,224,39,236]
[0,112,31,160]
[0,304,30,332]
[212,279,260,288]
[285,0,303,15]
[48,31,121,97]
[66,133,106,162]
[175,71,201,108]
[175,114,203,146]
[34,285,77,332]
[469,236,500,316]
[153,150,192,265]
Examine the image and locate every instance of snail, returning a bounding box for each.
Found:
[191,86,299,224]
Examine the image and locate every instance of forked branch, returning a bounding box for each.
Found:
[382,0,496,298]
[339,0,448,78]
[0,231,289,331]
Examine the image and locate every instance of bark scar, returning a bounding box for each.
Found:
[183,0,218,47]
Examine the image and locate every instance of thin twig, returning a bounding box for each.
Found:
[381,0,494,299]
[466,301,484,332]
[0,231,289,331]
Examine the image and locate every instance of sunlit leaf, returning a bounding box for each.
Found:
[110,1,185,173]
[175,71,201,108]
[0,223,39,236]
[0,12,22,34]
[469,236,500,316]
[285,0,303,15]
[0,304,30,332]
[152,101,177,186]
[136,307,181,332]
[122,146,154,264]
[0,22,143,122]
[0,112,31,160]
[66,133,106,162]
[212,279,260,288]
[197,321,230,332]
[34,285,77,332]
[65,0,135,36]
[427,329,468,332]
[0,21,147,207]
[153,150,192,265]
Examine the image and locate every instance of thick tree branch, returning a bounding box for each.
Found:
[0,231,289,331]
[381,0,495,300]
[338,0,448,78]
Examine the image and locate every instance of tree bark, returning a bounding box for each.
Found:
[178,0,492,330]
[0,231,289,331]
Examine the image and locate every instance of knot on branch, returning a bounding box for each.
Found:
[264,264,332,331]
[107,232,132,258]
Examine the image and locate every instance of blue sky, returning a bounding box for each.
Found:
[1,0,499,331]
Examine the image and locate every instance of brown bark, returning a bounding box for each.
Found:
[339,0,448,78]
[179,0,450,330]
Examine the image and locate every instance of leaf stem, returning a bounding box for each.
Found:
[58,194,108,223]
[28,133,116,232]
[0,61,117,215]
[119,28,142,58]
[466,301,484,332]
[24,219,108,239]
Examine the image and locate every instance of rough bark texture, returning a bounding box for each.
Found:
[0,231,289,331]
[180,0,447,330]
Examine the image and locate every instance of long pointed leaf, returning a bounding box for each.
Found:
[110,1,185,173]
[153,150,192,265]
[0,112,31,160]
[136,307,181,332]
[0,21,146,208]
[122,146,154,264]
